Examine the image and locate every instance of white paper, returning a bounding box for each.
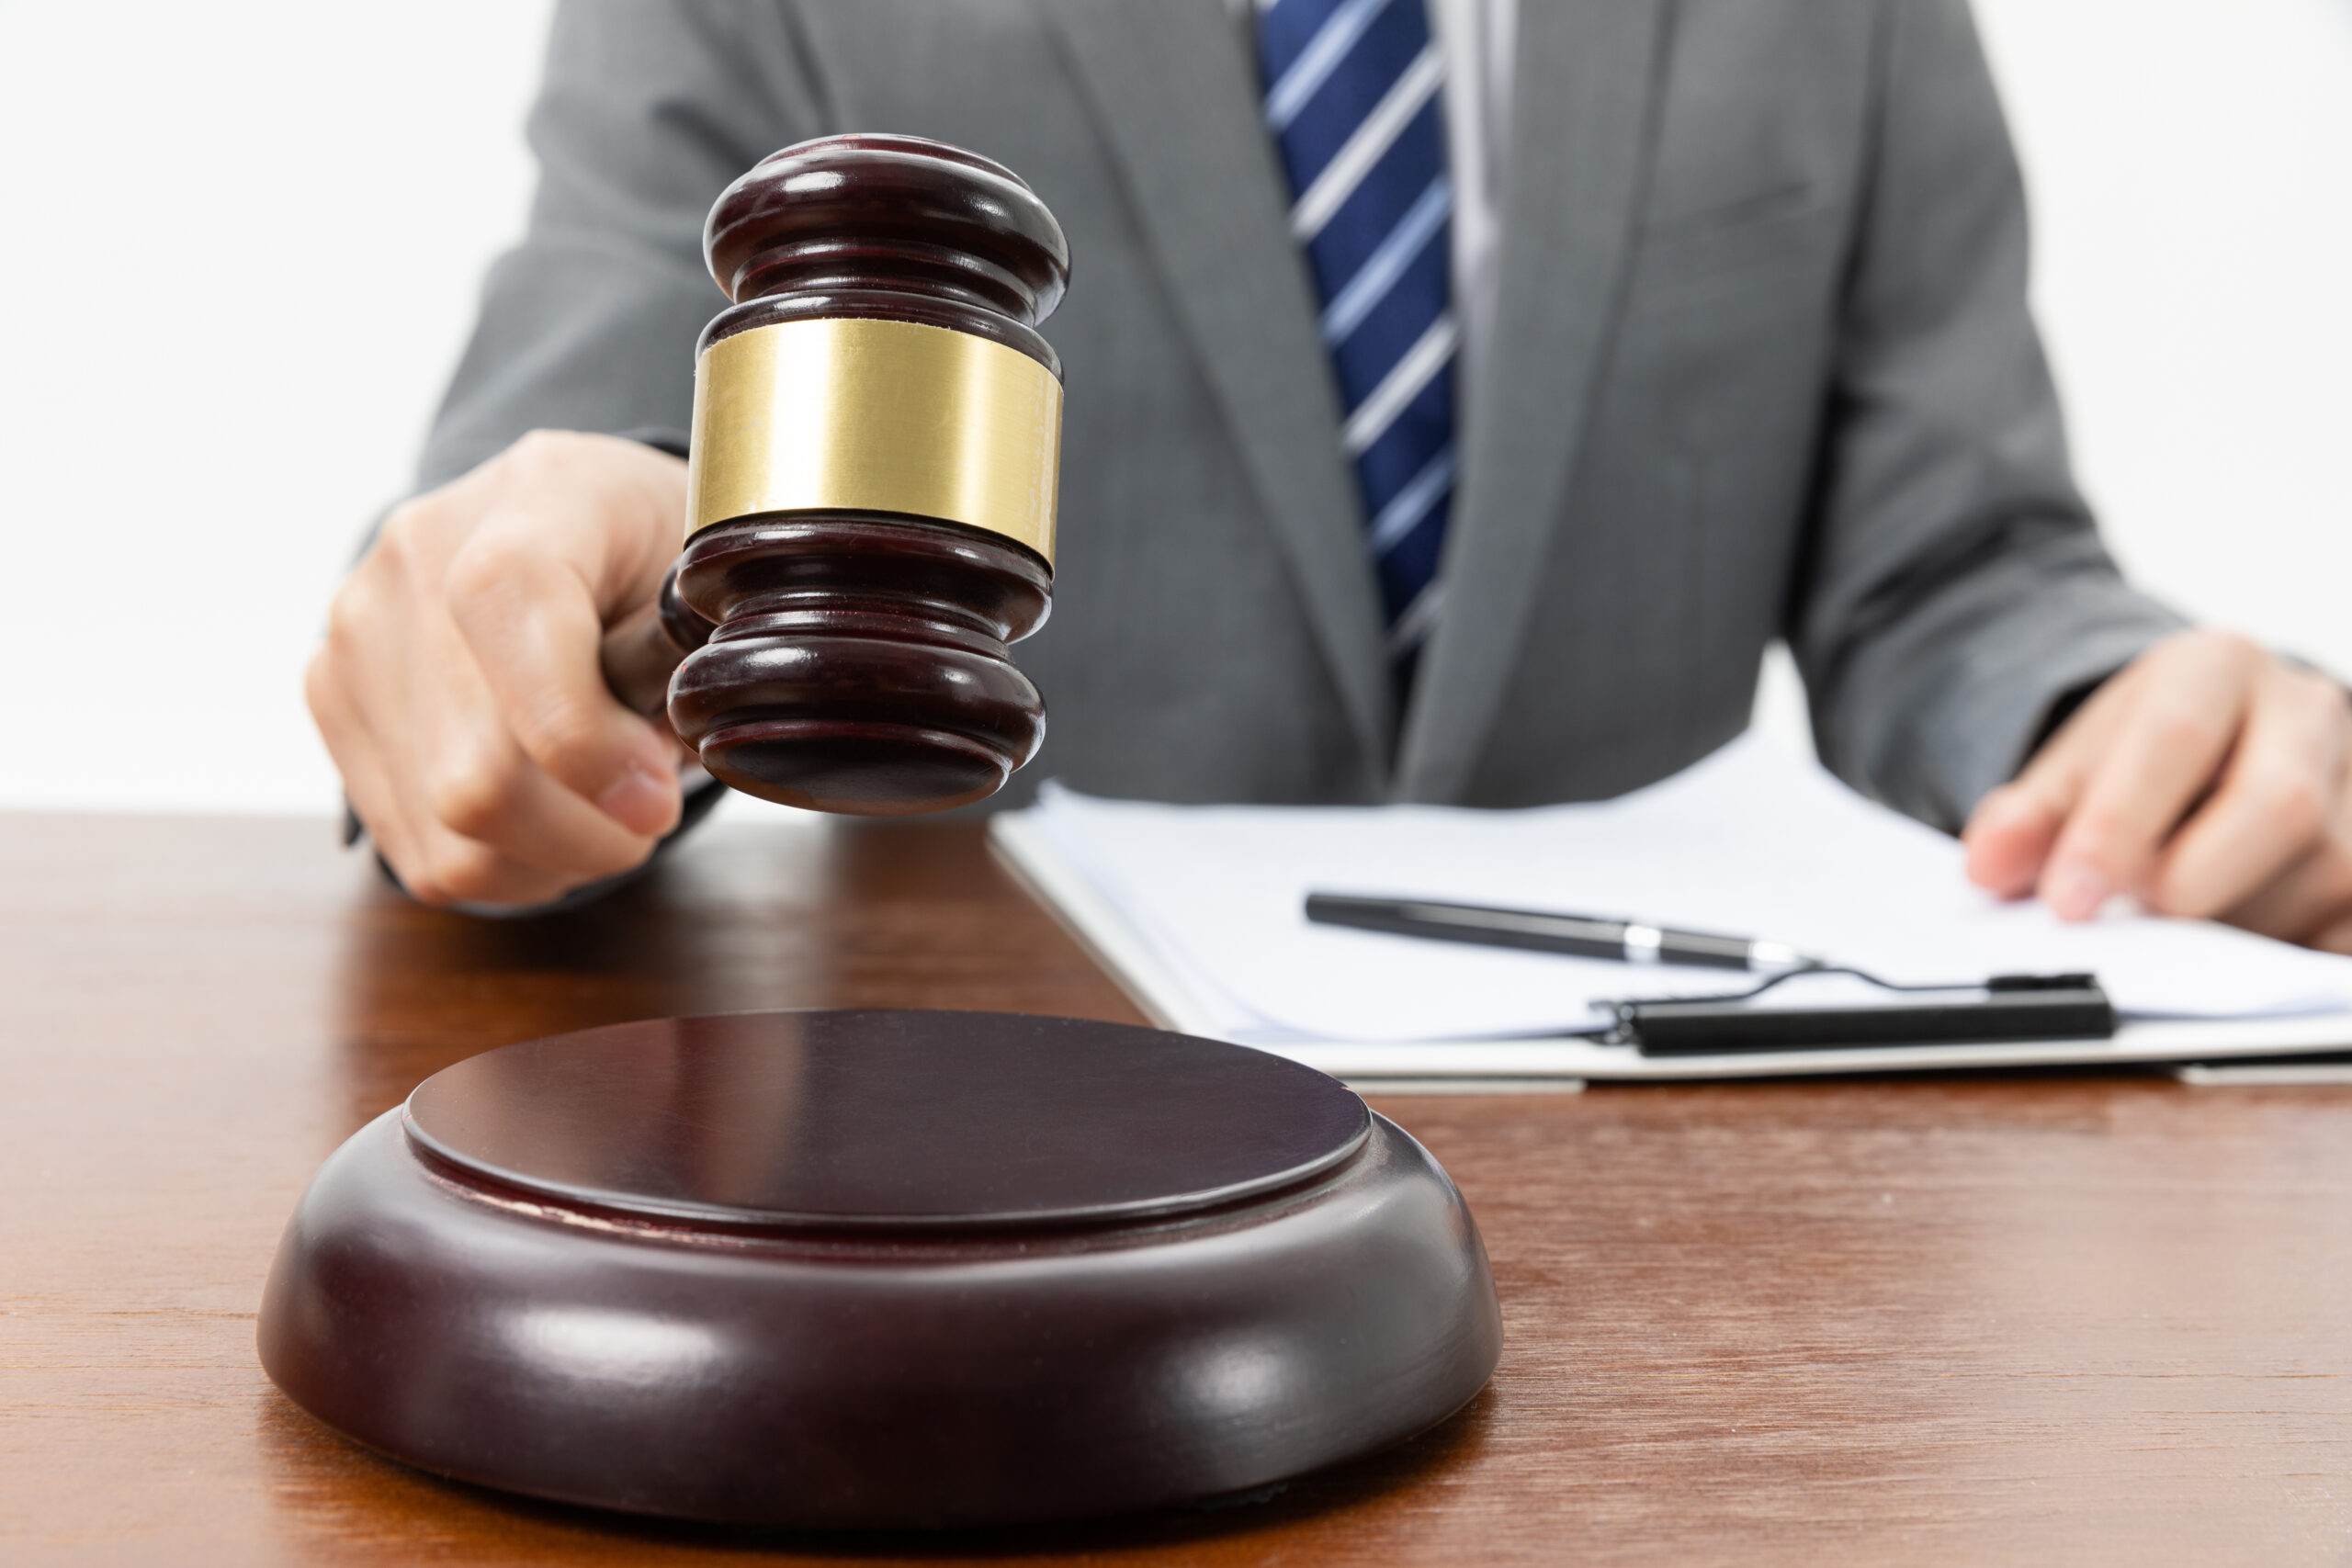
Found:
[1016,734,2352,1046]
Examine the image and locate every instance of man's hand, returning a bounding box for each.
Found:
[306,431,690,910]
[1964,628,2352,953]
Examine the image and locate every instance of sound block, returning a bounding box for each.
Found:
[257,1010,1501,1529]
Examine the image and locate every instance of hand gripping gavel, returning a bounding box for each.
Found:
[601,134,1069,816]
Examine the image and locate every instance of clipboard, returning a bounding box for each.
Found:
[989,809,2352,1089]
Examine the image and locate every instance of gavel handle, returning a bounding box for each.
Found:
[598,565,714,719]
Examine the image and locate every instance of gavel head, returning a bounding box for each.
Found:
[664,134,1069,815]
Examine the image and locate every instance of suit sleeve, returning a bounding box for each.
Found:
[1788,0,2185,831]
[416,0,828,489]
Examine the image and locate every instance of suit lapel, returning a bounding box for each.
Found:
[1046,0,1395,777]
[1395,0,1677,801]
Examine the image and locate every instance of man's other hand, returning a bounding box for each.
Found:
[1964,629,2352,953]
[306,432,690,910]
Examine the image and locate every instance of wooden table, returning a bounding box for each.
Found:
[6,811,2352,1565]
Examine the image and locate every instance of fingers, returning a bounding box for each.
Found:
[308,431,693,909]
[1963,677,2125,899]
[1961,787,2059,899]
[415,608,672,879]
[2213,834,2352,951]
[2034,632,2263,919]
[311,607,591,909]
[2151,665,2349,919]
[1962,628,2352,956]
[2306,911,2352,957]
[445,502,682,839]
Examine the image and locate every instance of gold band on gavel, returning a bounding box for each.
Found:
[684,316,1064,565]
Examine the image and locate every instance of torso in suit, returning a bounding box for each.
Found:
[420,0,2183,831]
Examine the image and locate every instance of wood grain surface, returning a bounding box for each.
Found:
[6,810,2352,1565]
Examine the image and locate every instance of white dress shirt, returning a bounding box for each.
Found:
[1425,0,1515,411]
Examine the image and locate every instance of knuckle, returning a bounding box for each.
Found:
[410,840,507,908]
[2177,626,2259,668]
[1964,783,2018,828]
[2290,667,2350,719]
[371,498,436,568]
[1971,782,2050,840]
[390,851,452,908]
[2069,818,2144,879]
[498,428,594,487]
[2001,778,2064,822]
[2141,699,2225,761]
[441,530,524,615]
[321,580,374,653]
[2064,806,2127,864]
[314,587,392,705]
[521,705,610,785]
[422,743,521,843]
[2212,628,2265,667]
[2251,772,2327,843]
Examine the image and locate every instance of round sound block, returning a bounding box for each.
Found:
[257,1010,1500,1529]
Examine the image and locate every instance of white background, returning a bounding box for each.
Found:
[0,1,2346,813]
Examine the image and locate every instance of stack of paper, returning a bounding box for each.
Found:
[990,735,2352,1081]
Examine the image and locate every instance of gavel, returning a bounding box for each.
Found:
[601,134,1069,816]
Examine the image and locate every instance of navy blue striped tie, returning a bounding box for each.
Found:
[1257,0,1456,665]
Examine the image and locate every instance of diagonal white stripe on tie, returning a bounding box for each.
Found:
[1288,41,1444,243]
[1367,446,1456,554]
[1264,0,1398,132]
[1341,311,1456,455]
[1386,578,1444,656]
[1321,174,1451,344]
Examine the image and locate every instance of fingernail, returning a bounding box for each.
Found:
[597,765,676,836]
[2044,861,2109,921]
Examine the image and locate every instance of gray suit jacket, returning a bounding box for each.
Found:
[421,0,2184,830]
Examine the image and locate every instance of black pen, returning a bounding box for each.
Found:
[1303,893,1818,973]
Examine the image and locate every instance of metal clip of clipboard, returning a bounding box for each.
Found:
[1613,974,2117,1057]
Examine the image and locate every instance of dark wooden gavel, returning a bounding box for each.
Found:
[601,134,1069,816]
